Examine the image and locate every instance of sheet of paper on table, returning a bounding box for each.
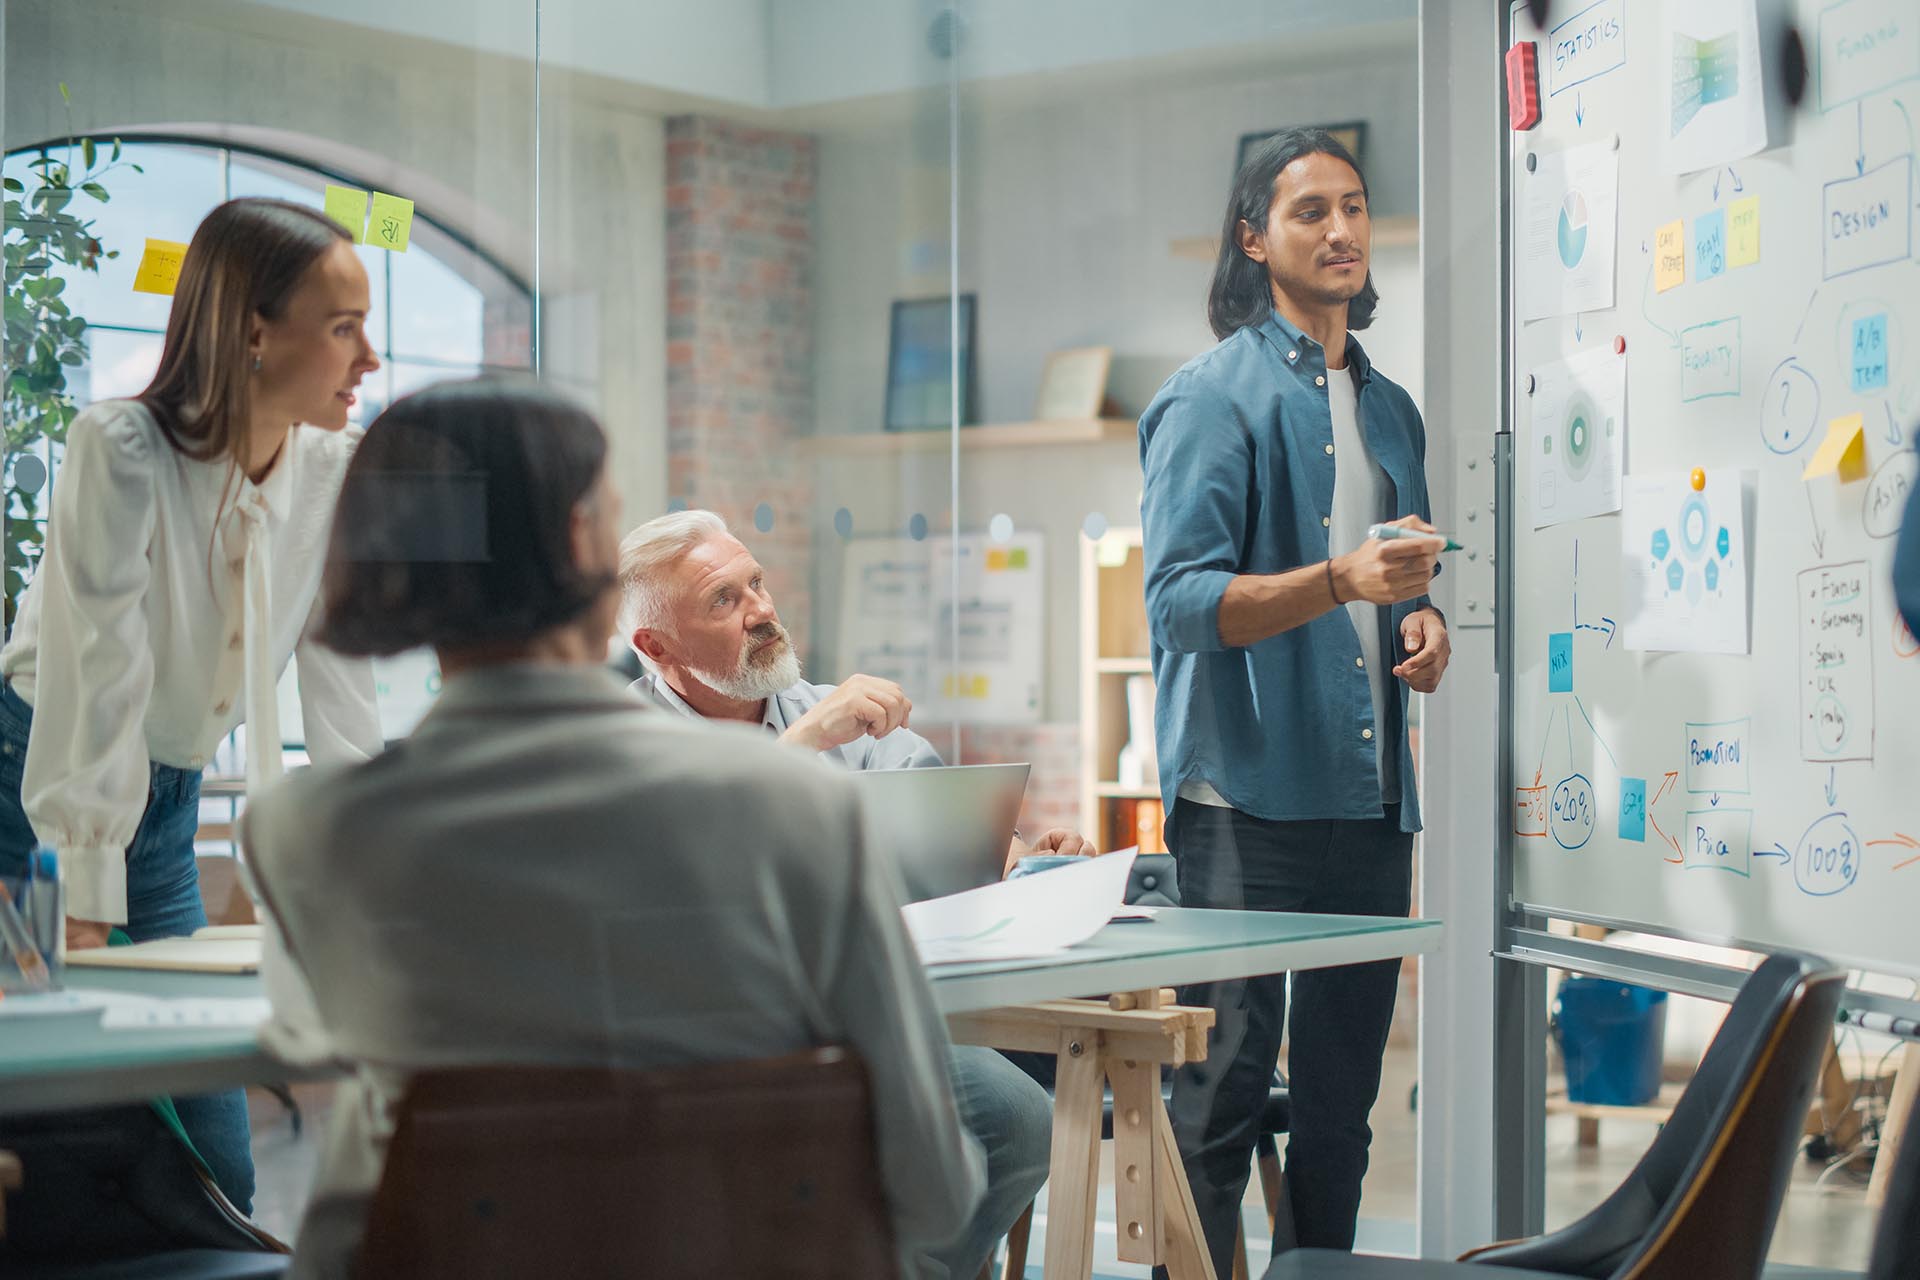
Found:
[903,848,1136,965]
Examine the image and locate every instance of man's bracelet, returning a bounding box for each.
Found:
[1325,559,1344,605]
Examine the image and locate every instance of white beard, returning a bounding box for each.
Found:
[693,628,803,702]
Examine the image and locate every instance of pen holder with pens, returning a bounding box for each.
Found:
[0,846,64,993]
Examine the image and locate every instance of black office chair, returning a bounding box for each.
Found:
[1262,952,1846,1280]
[997,854,1294,1280]
[1866,1088,1920,1280]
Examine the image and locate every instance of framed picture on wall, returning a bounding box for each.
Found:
[1033,345,1112,421]
[885,294,976,432]
[1235,121,1367,183]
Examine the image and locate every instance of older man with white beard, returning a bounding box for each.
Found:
[615,507,1083,1280]
[618,509,1094,865]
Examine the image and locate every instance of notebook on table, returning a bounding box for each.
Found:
[65,925,262,974]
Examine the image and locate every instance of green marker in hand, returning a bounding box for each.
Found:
[1366,523,1463,552]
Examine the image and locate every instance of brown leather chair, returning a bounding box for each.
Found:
[355,1047,896,1279]
[1263,952,1846,1280]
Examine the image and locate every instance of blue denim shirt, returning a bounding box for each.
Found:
[1139,308,1434,833]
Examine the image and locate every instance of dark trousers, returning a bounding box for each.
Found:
[1159,798,1412,1276]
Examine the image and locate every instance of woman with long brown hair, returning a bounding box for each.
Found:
[0,197,385,1212]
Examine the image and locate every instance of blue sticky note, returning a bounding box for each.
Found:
[1619,778,1647,843]
[1692,209,1726,281]
[1548,633,1573,692]
[1852,313,1888,393]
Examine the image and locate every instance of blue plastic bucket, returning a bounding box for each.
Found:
[1554,977,1668,1106]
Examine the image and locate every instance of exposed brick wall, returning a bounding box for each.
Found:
[664,116,816,645]
[960,723,1082,842]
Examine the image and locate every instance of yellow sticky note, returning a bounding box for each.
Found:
[1803,414,1867,482]
[131,238,189,296]
[985,549,1010,571]
[366,191,415,253]
[1727,196,1759,268]
[969,675,990,699]
[1654,220,1686,292]
[322,184,368,244]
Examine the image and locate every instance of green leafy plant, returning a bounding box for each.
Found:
[2,82,140,625]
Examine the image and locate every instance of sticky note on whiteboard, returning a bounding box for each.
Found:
[367,191,415,253]
[1727,196,1759,267]
[1654,220,1685,292]
[1619,777,1647,842]
[1803,413,1866,482]
[322,184,368,244]
[1691,208,1726,282]
[1851,314,1889,393]
[1548,632,1573,692]
[131,239,189,295]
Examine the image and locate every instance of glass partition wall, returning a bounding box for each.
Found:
[3,0,1434,1268]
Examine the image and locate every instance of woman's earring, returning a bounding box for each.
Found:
[251,354,263,373]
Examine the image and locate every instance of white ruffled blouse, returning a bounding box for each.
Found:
[0,399,381,923]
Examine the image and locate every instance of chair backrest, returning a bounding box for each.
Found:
[354,1047,896,1280]
[1609,953,1844,1279]
[1470,953,1842,1280]
[1868,1084,1920,1280]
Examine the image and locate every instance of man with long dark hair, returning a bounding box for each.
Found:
[1139,128,1451,1269]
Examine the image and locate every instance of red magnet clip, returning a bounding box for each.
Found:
[1613,335,1627,355]
[1506,42,1542,131]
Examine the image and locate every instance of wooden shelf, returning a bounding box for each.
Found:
[1095,784,1161,799]
[1094,657,1153,674]
[1168,215,1418,262]
[806,417,1135,454]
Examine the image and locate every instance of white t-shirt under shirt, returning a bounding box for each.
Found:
[1178,362,1397,811]
[1327,364,1397,803]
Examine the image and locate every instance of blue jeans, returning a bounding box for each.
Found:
[0,682,255,1214]
[922,1046,1053,1279]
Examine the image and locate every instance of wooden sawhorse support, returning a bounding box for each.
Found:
[948,988,1218,1280]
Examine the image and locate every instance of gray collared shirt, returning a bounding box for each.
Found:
[630,671,945,772]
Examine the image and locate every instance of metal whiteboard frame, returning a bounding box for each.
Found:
[1482,0,1920,1242]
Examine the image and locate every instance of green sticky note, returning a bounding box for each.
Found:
[1008,547,1030,569]
[322,184,367,244]
[1727,196,1759,268]
[367,190,415,253]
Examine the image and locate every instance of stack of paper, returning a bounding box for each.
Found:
[903,848,1137,965]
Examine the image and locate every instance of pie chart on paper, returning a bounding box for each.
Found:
[1557,191,1589,269]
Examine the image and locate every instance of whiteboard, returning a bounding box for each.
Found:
[835,533,1045,724]
[1506,0,1920,976]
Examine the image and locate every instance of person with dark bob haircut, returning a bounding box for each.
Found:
[239,379,984,1278]
[1139,128,1452,1269]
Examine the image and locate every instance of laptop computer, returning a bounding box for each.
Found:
[850,763,1031,903]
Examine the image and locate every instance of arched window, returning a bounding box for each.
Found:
[3,137,531,740]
